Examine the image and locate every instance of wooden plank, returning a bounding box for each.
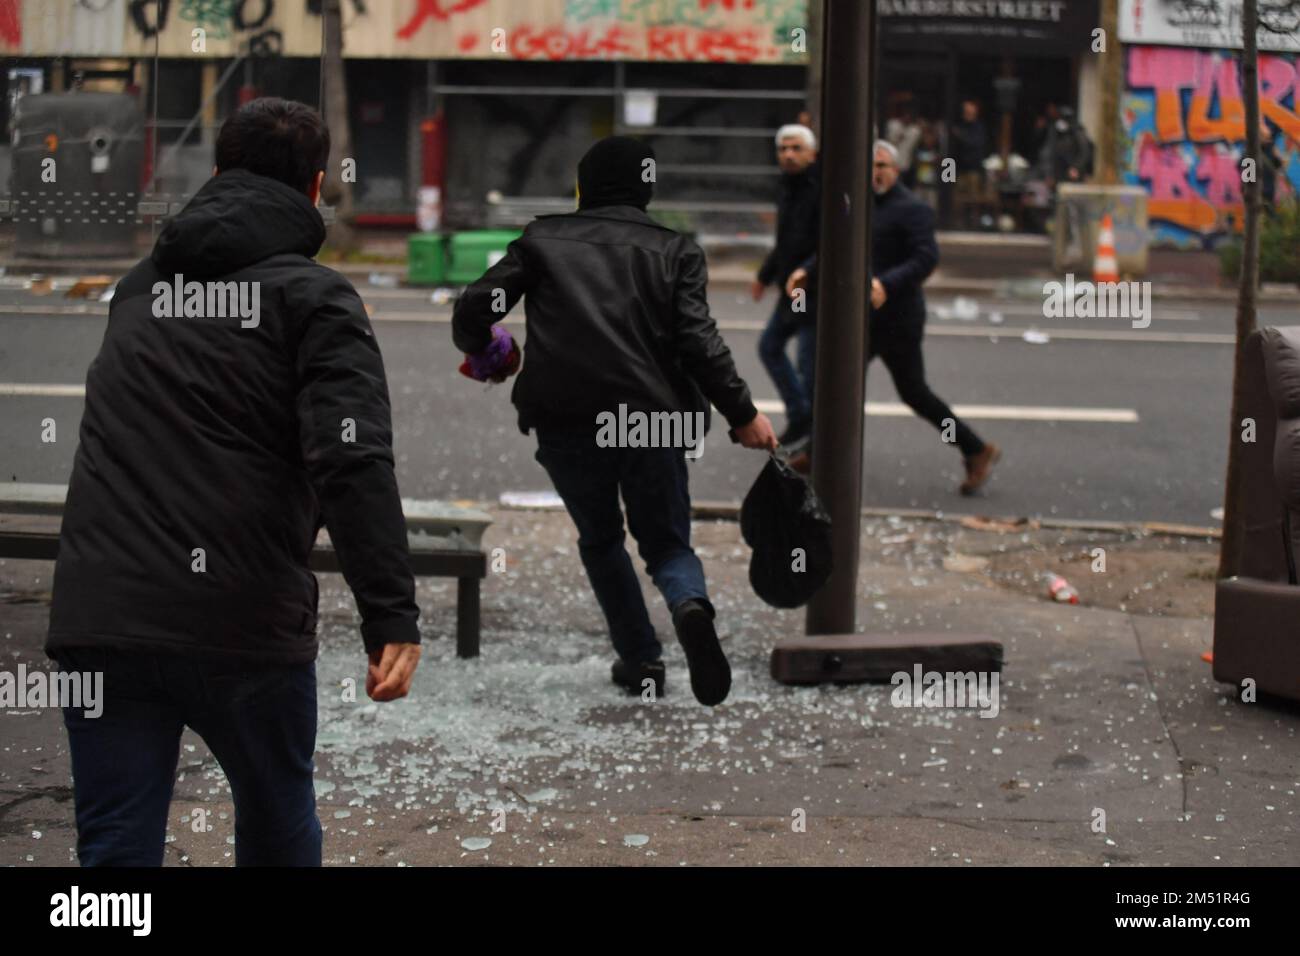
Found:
[770,633,1004,685]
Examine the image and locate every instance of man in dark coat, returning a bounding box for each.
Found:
[453,136,776,707]
[46,98,422,866]
[786,141,1001,495]
[950,99,989,229]
[753,123,820,447]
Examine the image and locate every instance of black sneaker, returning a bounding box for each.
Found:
[672,599,731,706]
[611,658,666,699]
[778,418,812,448]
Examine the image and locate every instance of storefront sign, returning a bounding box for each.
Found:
[880,0,1102,54]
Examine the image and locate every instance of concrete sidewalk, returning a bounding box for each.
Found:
[1,509,1296,866]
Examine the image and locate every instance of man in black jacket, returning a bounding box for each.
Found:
[787,141,1000,494]
[46,98,421,866]
[754,123,820,447]
[453,136,776,707]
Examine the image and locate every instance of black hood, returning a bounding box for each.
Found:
[577,136,654,211]
[152,168,326,278]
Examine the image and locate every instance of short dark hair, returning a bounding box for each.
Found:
[214,97,330,195]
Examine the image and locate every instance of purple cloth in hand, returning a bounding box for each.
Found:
[464,324,517,381]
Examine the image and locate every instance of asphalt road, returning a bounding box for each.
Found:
[2,277,1285,527]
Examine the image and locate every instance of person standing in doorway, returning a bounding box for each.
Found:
[950,99,989,229]
[785,141,1001,495]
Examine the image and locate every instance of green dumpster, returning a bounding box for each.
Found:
[407,233,447,286]
[446,229,523,285]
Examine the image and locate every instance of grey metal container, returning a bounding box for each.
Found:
[10,92,145,259]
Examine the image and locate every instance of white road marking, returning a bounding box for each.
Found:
[0,382,1140,423]
[0,383,85,396]
[363,311,1233,345]
[754,399,1139,423]
[0,302,1234,344]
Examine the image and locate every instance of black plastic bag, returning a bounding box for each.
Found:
[740,449,833,608]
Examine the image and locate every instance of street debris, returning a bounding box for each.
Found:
[958,515,1041,533]
[64,276,113,299]
[499,490,564,509]
[942,552,990,573]
[1042,572,1080,604]
[953,296,980,321]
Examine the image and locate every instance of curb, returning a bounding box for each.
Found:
[492,500,1222,540]
[5,256,1285,303]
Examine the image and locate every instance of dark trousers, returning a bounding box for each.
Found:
[868,329,985,458]
[534,428,709,665]
[54,646,322,867]
[758,294,816,428]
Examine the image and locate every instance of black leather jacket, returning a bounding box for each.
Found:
[453,204,758,436]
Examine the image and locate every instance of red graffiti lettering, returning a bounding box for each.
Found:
[645,26,762,63]
[0,0,21,47]
[502,24,636,61]
[396,0,488,41]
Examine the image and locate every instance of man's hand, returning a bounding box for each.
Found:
[785,267,809,299]
[366,642,422,701]
[750,279,766,302]
[870,277,887,309]
[734,412,778,451]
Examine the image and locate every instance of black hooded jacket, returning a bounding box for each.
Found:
[46,168,419,664]
[451,204,758,437]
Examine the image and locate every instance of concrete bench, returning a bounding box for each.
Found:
[0,483,491,658]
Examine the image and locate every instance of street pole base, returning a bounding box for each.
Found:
[770,633,1004,685]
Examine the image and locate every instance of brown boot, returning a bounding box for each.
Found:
[960,443,1001,496]
[788,450,812,475]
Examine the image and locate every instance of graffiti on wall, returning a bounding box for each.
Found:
[0,0,21,47]
[1124,44,1300,247]
[1,0,809,61]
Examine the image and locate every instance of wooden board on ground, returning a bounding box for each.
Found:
[770,633,1004,685]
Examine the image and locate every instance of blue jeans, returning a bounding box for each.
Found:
[534,428,710,664]
[758,294,816,427]
[54,646,322,867]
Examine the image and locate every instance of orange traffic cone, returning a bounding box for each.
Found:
[1093,213,1120,283]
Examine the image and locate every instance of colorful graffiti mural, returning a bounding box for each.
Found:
[1124,44,1300,247]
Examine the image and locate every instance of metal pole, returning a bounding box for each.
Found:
[805,0,874,636]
